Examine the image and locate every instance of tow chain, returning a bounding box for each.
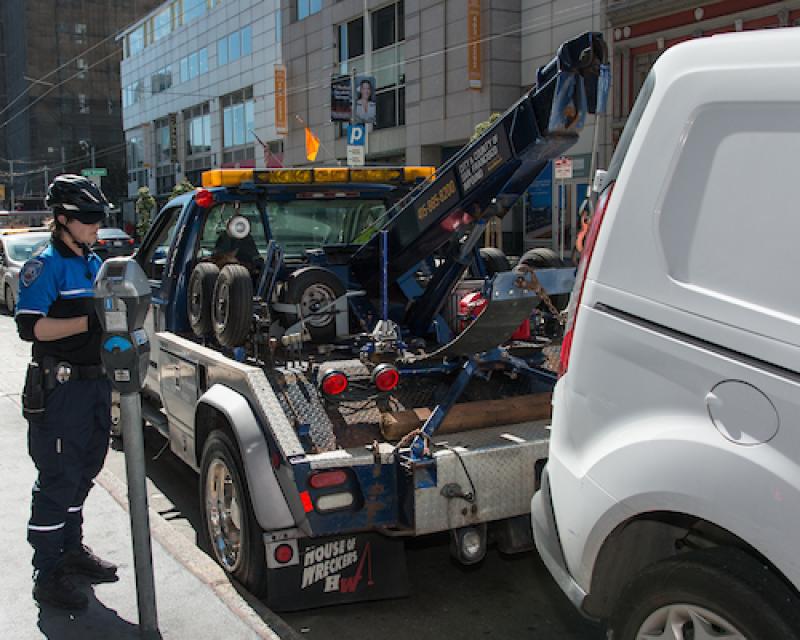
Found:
[514,264,566,326]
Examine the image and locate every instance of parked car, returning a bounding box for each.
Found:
[93,227,136,259]
[532,29,800,640]
[0,230,50,313]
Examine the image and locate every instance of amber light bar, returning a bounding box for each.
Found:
[201,166,435,189]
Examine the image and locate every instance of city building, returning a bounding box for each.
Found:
[119,0,284,218]
[0,0,162,208]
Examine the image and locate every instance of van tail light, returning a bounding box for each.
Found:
[559,183,614,377]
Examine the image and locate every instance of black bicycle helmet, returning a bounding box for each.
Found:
[46,174,109,223]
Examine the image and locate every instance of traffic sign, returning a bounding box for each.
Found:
[347,146,365,167]
[348,124,366,146]
[554,157,573,180]
[81,168,107,177]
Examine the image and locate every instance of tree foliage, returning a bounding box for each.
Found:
[169,178,195,201]
[135,186,156,240]
[470,112,502,142]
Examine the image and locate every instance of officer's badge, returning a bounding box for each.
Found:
[21,259,43,287]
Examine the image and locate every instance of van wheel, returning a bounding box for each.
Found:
[188,263,220,336]
[212,264,253,347]
[199,431,268,596]
[282,267,346,342]
[5,285,14,315]
[609,548,800,640]
[519,248,570,311]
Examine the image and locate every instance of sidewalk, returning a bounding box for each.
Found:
[0,389,298,639]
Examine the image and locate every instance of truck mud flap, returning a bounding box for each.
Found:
[266,533,408,611]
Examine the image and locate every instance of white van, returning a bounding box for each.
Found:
[532,28,800,640]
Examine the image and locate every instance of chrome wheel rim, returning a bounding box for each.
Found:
[214,282,230,328]
[636,603,746,640]
[300,283,336,328]
[205,458,243,572]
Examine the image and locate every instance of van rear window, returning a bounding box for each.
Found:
[606,71,655,183]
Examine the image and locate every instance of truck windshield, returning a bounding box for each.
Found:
[266,199,386,256]
[606,70,655,183]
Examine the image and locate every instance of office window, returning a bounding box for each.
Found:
[76,58,88,79]
[123,79,146,107]
[222,87,255,149]
[371,2,404,130]
[241,25,252,56]
[179,48,208,82]
[151,65,173,94]
[184,103,212,156]
[154,118,172,165]
[183,0,206,24]
[153,6,172,41]
[218,26,252,66]
[338,16,364,69]
[128,25,145,56]
[75,23,87,45]
[297,0,321,21]
[78,94,89,114]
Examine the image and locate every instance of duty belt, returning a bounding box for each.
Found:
[40,357,106,390]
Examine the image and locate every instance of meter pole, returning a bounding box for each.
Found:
[120,391,159,637]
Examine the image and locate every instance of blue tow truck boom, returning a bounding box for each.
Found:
[135,32,609,611]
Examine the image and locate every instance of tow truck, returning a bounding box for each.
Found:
[134,32,609,610]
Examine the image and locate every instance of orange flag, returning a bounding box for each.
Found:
[305,127,320,161]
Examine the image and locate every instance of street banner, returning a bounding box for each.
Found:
[305,127,320,162]
[331,75,352,122]
[468,0,481,90]
[353,76,377,124]
[275,65,288,135]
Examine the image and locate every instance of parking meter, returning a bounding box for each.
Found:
[93,258,151,392]
[93,257,159,636]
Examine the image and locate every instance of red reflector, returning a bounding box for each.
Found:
[195,188,215,208]
[309,470,347,489]
[300,491,313,513]
[274,543,294,564]
[270,450,281,470]
[320,370,348,396]
[373,365,399,392]
[128,238,135,245]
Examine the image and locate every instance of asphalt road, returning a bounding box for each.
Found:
[0,310,604,640]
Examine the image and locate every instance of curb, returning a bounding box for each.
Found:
[97,468,302,640]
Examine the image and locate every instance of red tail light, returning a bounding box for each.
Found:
[320,370,348,396]
[309,470,348,489]
[274,543,294,564]
[128,238,135,245]
[559,183,614,377]
[372,364,400,392]
[195,188,215,208]
[97,239,107,245]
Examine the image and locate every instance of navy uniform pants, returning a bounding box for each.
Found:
[27,378,111,579]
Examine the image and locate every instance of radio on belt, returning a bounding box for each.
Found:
[93,257,151,393]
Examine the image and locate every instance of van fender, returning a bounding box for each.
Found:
[196,384,295,532]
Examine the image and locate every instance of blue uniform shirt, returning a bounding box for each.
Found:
[15,235,103,365]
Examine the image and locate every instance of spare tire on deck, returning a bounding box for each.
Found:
[212,264,253,347]
[188,262,220,336]
[281,266,346,342]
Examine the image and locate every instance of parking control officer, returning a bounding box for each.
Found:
[15,174,118,610]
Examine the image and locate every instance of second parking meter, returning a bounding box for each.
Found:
[93,257,151,392]
[93,257,159,637]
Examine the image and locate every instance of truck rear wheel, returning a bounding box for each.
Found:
[282,266,346,342]
[188,263,220,336]
[477,247,511,277]
[212,264,253,347]
[199,431,268,596]
[519,248,570,311]
[609,548,800,640]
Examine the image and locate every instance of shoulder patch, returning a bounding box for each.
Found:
[21,259,44,287]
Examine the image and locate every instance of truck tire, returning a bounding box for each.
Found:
[609,548,800,640]
[212,264,253,347]
[478,247,511,276]
[199,430,268,597]
[282,266,346,342]
[188,263,220,336]
[518,248,570,311]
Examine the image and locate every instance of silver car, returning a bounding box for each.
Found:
[0,230,50,313]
